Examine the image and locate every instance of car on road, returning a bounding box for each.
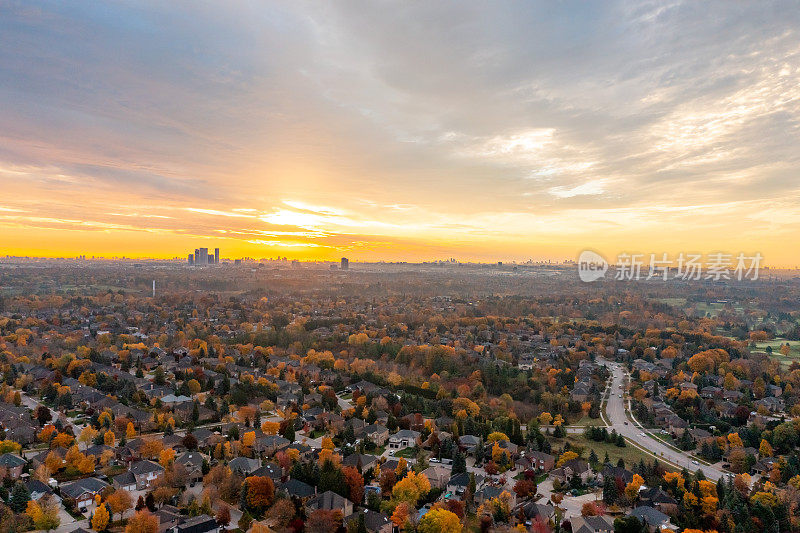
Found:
[639,432,645,437]
[623,421,628,425]
[618,394,622,398]
[692,460,699,465]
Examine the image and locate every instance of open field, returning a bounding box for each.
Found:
[548,434,677,472]
[755,339,800,367]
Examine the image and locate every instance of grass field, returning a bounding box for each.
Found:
[755,339,800,367]
[572,416,606,427]
[548,434,677,471]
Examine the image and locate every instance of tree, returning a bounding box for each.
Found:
[159,447,176,467]
[342,466,365,504]
[513,479,536,499]
[243,476,275,516]
[268,498,296,528]
[418,508,461,533]
[452,450,467,475]
[106,489,133,521]
[613,515,646,533]
[391,471,431,505]
[35,405,52,426]
[92,503,110,531]
[182,433,198,451]
[10,482,30,513]
[125,510,158,533]
[26,496,60,531]
[216,504,231,531]
[306,509,342,533]
[391,502,411,530]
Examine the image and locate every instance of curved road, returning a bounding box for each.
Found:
[602,361,730,483]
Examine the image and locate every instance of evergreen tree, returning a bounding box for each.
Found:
[9,482,30,513]
[452,450,467,475]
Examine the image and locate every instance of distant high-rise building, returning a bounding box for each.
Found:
[188,254,194,265]
[341,257,349,270]
[194,249,199,264]
[214,248,220,264]
[199,247,208,265]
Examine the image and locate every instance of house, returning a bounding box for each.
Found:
[175,452,205,482]
[520,501,554,523]
[639,487,678,515]
[0,453,26,479]
[280,478,316,499]
[458,435,482,454]
[421,465,452,489]
[129,459,165,489]
[342,453,379,473]
[229,457,261,476]
[755,397,785,413]
[251,462,282,482]
[363,424,389,446]
[629,506,671,532]
[476,485,516,508]
[551,459,593,485]
[307,490,353,517]
[518,450,555,472]
[61,477,109,509]
[571,515,614,533]
[388,429,420,450]
[26,479,57,502]
[113,471,137,492]
[171,514,220,533]
[345,509,392,533]
[155,505,183,533]
[447,472,485,496]
[599,465,634,485]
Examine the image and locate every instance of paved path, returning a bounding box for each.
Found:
[600,360,730,482]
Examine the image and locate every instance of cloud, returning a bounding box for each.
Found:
[1,1,799,262]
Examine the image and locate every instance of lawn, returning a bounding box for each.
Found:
[548,434,677,472]
[755,339,800,367]
[573,416,606,427]
[393,446,418,458]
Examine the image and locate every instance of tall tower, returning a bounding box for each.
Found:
[341,257,349,270]
[152,280,156,298]
[214,248,220,264]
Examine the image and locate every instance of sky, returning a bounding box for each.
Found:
[1,1,800,265]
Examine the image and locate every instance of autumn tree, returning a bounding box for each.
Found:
[92,503,110,531]
[216,504,231,531]
[342,466,365,504]
[418,508,461,533]
[125,510,158,533]
[306,509,342,533]
[106,489,133,521]
[243,476,275,516]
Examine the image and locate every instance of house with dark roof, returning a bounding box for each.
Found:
[0,453,26,479]
[345,508,392,533]
[570,515,614,533]
[629,506,671,532]
[129,459,165,489]
[113,471,137,492]
[61,477,109,509]
[279,478,316,499]
[229,457,261,476]
[171,513,219,533]
[307,490,354,517]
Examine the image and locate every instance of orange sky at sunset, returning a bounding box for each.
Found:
[2,3,800,266]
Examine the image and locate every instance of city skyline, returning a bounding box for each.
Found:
[2,2,800,265]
